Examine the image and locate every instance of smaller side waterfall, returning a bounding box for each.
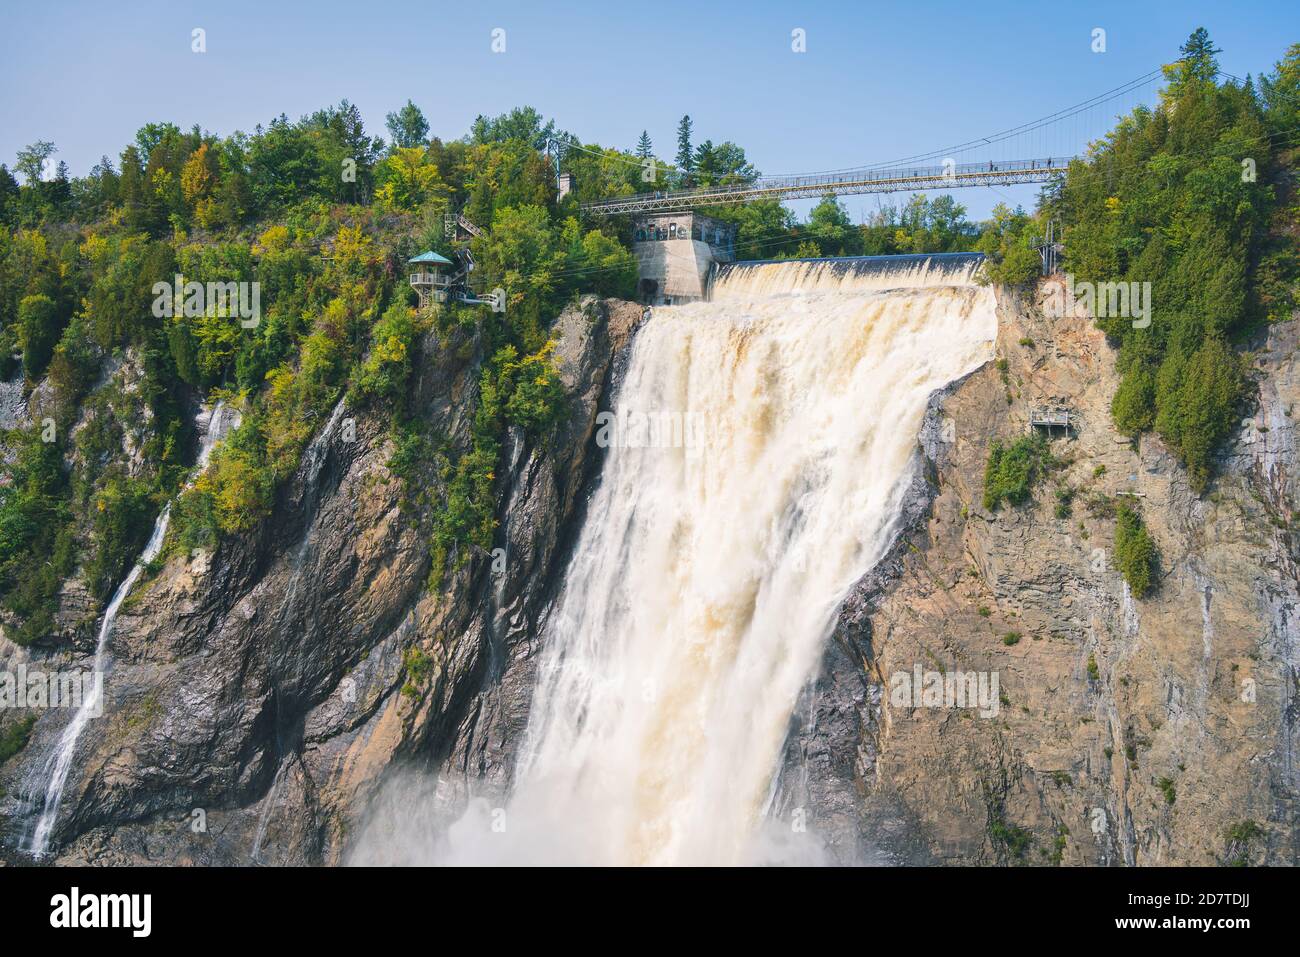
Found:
[27,401,234,856]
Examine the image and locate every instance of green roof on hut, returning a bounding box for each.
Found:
[408,250,453,265]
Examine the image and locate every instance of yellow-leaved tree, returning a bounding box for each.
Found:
[374,146,449,212]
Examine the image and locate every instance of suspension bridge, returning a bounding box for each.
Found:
[577,69,1167,216]
[579,158,1070,215]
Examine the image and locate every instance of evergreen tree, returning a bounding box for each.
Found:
[0,164,18,227]
[117,145,148,231]
[1261,43,1300,131]
[693,140,717,185]
[675,115,694,184]
[1181,27,1222,80]
[636,130,653,159]
[17,293,62,380]
[1164,27,1222,96]
[47,161,72,217]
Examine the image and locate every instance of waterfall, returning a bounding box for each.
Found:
[711,252,986,300]
[365,256,997,865]
[28,400,234,856]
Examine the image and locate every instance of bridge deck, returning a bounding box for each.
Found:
[581,157,1072,216]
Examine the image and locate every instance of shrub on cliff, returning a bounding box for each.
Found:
[354,302,423,406]
[173,418,276,546]
[976,204,1042,286]
[1114,502,1158,597]
[982,433,1051,510]
[85,476,156,602]
[1152,337,1244,493]
[0,715,37,765]
[0,429,76,644]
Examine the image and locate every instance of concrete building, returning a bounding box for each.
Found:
[631,212,737,304]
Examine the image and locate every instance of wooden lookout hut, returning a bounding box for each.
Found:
[408,250,455,308]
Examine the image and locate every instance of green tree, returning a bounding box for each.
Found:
[0,428,75,645]
[355,302,421,404]
[470,107,557,149]
[374,147,448,211]
[134,122,180,159]
[117,145,152,231]
[807,195,858,256]
[85,477,155,601]
[561,221,636,299]
[977,203,1041,285]
[675,115,694,184]
[14,141,55,186]
[1261,43,1300,131]
[17,293,62,380]
[0,164,18,227]
[1153,337,1243,492]
[385,100,429,149]
[691,141,758,188]
[694,140,717,185]
[635,131,653,159]
[708,142,757,185]
[1168,27,1222,88]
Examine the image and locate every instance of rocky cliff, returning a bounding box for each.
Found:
[0,297,643,865]
[4,281,1297,866]
[778,282,1300,866]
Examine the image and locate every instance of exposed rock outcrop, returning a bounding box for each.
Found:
[779,284,1300,866]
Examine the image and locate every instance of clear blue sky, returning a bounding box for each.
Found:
[2,0,1297,220]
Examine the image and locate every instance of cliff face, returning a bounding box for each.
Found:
[4,280,1297,866]
[780,283,1300,866]
[0,297,643,865]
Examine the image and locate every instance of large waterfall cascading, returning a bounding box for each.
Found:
[365,256,997,865]
[28,401,235,856]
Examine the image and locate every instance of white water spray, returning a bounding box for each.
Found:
[361,256,997,865]
[28,401,234,855]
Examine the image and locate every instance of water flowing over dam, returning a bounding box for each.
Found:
[363,255,998,865]
[710,252,986,300]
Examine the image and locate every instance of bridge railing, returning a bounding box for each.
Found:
[580,156,1076,215]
